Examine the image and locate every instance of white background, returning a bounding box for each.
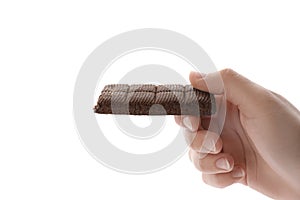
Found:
[1,1,300,199]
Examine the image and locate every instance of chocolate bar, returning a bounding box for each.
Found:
[94,84,215,115]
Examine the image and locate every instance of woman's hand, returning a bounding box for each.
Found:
[175,69,300,199]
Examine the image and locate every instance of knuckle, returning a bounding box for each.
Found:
[264,89,279,101]
[202,174,210,185]
[190,139,203,152]
[202,174,230,189]
[190,140,199,151]
[256,88,281,108]
[213,178,228,188]
[220,68,236,79]
[197,160,207,171]
[189,134,201,151]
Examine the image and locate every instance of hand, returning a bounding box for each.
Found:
[175,69,300,199]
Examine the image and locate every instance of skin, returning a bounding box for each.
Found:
[175,69,300,199]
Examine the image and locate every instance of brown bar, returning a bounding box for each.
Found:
[94,84,216,115]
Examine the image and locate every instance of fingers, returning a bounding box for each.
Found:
[189,68,265,116]
[174,115,220,132]
[202,166,246,188]
[174,115,200,131]
[185,129,246,188]
[189,130,222,154]
[190,149,234,174]
[188,133,246,188]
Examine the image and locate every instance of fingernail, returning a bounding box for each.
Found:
[200,139,216,153]
[232,167,245,178]
[183,129,197,147]
[183,117,193,131]
[216,158,231,171]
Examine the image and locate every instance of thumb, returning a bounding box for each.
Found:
[189,68,266,115]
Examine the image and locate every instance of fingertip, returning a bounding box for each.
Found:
[189,71,209,92]
[199,131,223,154]
[201,166,245,188]
[174,115,182,126]
[215,155,234,172]
[231,166,245,180]
[183,116,200,131]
